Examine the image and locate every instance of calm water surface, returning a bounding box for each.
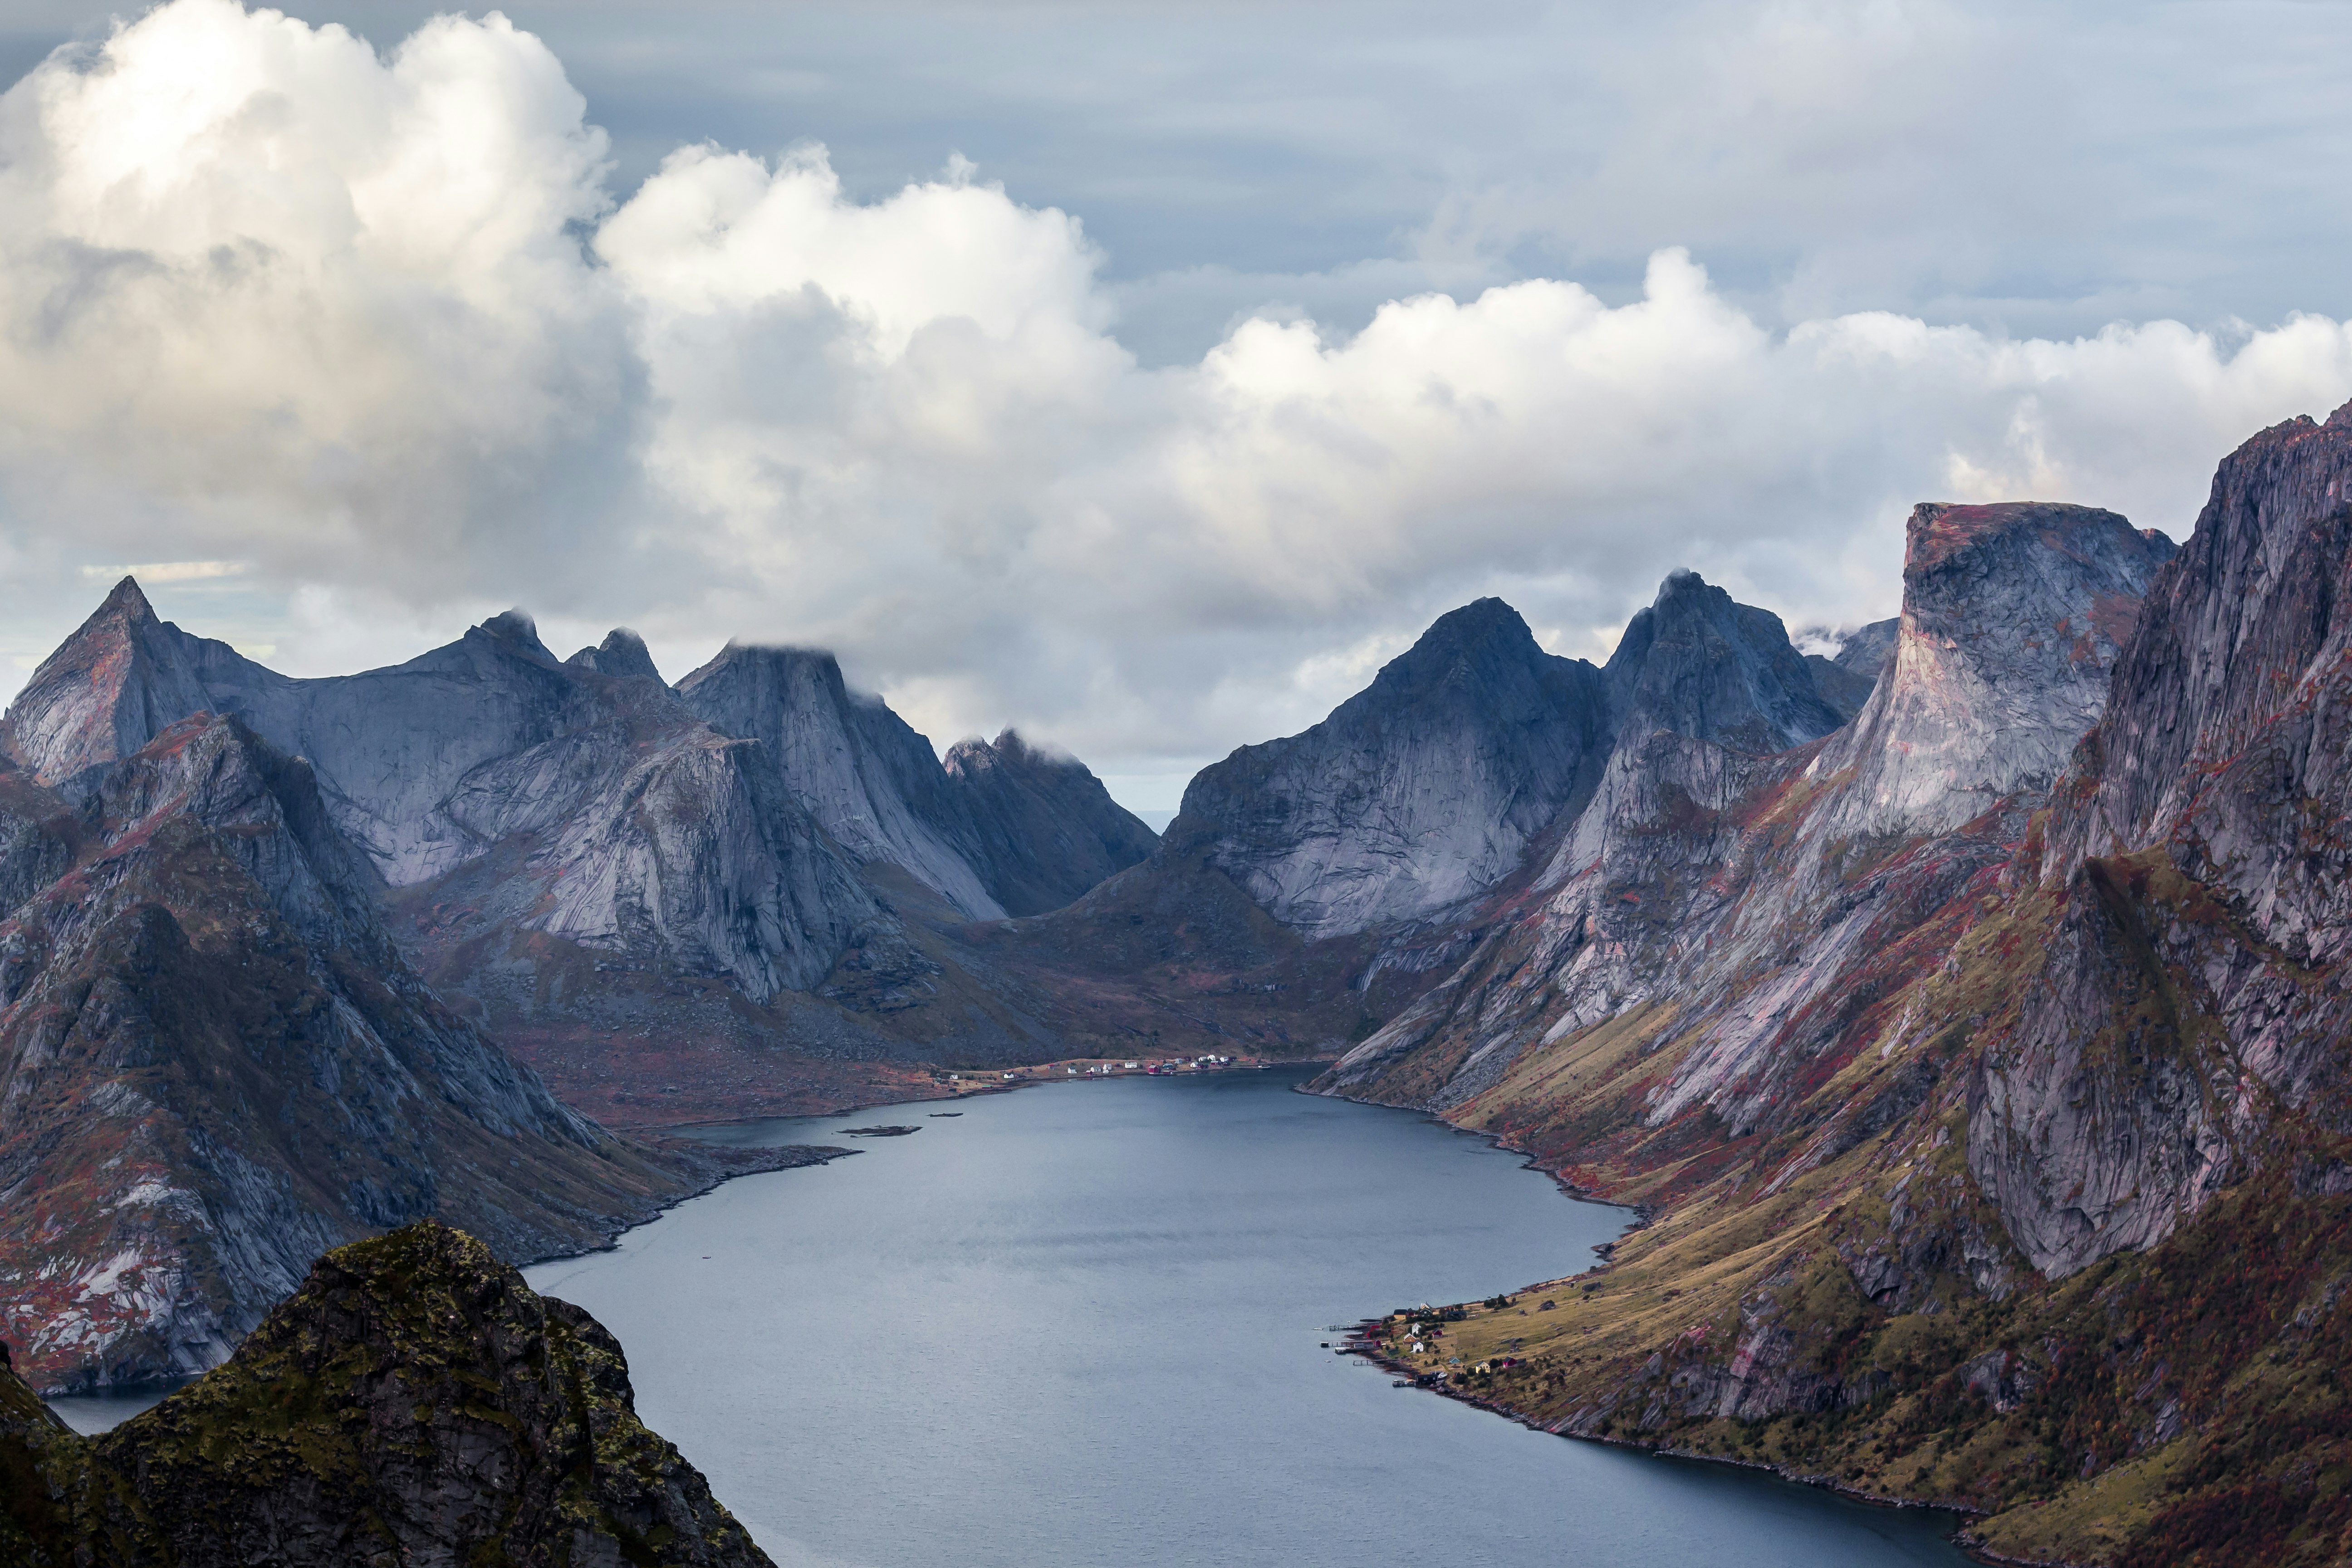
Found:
[528,1068,1969,1568]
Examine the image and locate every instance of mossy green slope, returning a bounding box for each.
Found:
[0,1222,774,1568]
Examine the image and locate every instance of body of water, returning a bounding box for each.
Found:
[525,1067,1970,1568]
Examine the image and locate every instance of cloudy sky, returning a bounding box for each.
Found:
[1,0,2350,811]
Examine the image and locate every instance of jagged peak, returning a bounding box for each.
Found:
[1600,567,1842,755]
[1356,597,1568,708]
[676,640,848,699]
[1412,595,1533,649]
[564,627,662,684]
[1653,566,1711,602]
[945,727,1078,778]
[991,727,1074,765]
[96,573,157,625]
[474,608,547,656]
[2327,395,2352,429]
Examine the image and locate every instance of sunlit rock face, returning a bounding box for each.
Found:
[0,578,216,784]
[943,728,1158,918]
[1807,502,2177,842]
[1164,598,1612,942]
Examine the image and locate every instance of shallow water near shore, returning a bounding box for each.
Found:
[521,1066,1968,1567]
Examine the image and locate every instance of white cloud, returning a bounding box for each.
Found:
[0,0,2349,796]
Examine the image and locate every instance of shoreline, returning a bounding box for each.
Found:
[1339,1327,2029,1565]
[1305,1075,2066,1568]
[645,1051,1333,1132]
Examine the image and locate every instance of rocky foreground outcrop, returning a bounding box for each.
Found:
[1315,409,2352,1565]
[0,1222,773,1568]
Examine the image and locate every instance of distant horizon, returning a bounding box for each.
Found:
[27,556,1906,818]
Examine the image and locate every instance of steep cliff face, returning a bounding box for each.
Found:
[1809,503,2177,842]
[1328,507,2174,1131]
[1329,568,1953,1116]
[677,646,1008,921]
[1967,407,2352,1283]
[942,728,1158,917]
[0,713,831,1394]
[1318,409,2352,1567]
[0,1223,774,1568]
[1166,599,1611,941]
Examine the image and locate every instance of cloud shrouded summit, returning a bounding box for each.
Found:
[2,0,2351,803]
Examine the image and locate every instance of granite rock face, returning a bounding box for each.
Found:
[1323,504,2175,1150]
[0,579,218,785]
[1806,503,2177,842]
[676,646,1007,921]
[1166,599,1612,941]
[0,1222,774,1568]
[943,728,1158,917]
[1604,570,1847,755]
[0,713,786,1394]
[1969,405,2352,1278]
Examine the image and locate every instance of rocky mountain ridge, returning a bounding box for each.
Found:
[0,584,1156,1127]
[1308,410,2352,1564]
[0,700,844,1394]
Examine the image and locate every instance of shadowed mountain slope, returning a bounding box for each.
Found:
[677,644,1011,921]
[0,711,834,1394]
[956,576,1852,1061]
[1604,569,1846,755]
[943,728,1159,916]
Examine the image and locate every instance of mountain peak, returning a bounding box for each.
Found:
[1604,568,1843,755]
[3,576,212,782]
[1173,595,1608,939]
[564,627,662,684]
[1810,500,2173,838]
[97,573,157,624]
[475,608,547,657]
